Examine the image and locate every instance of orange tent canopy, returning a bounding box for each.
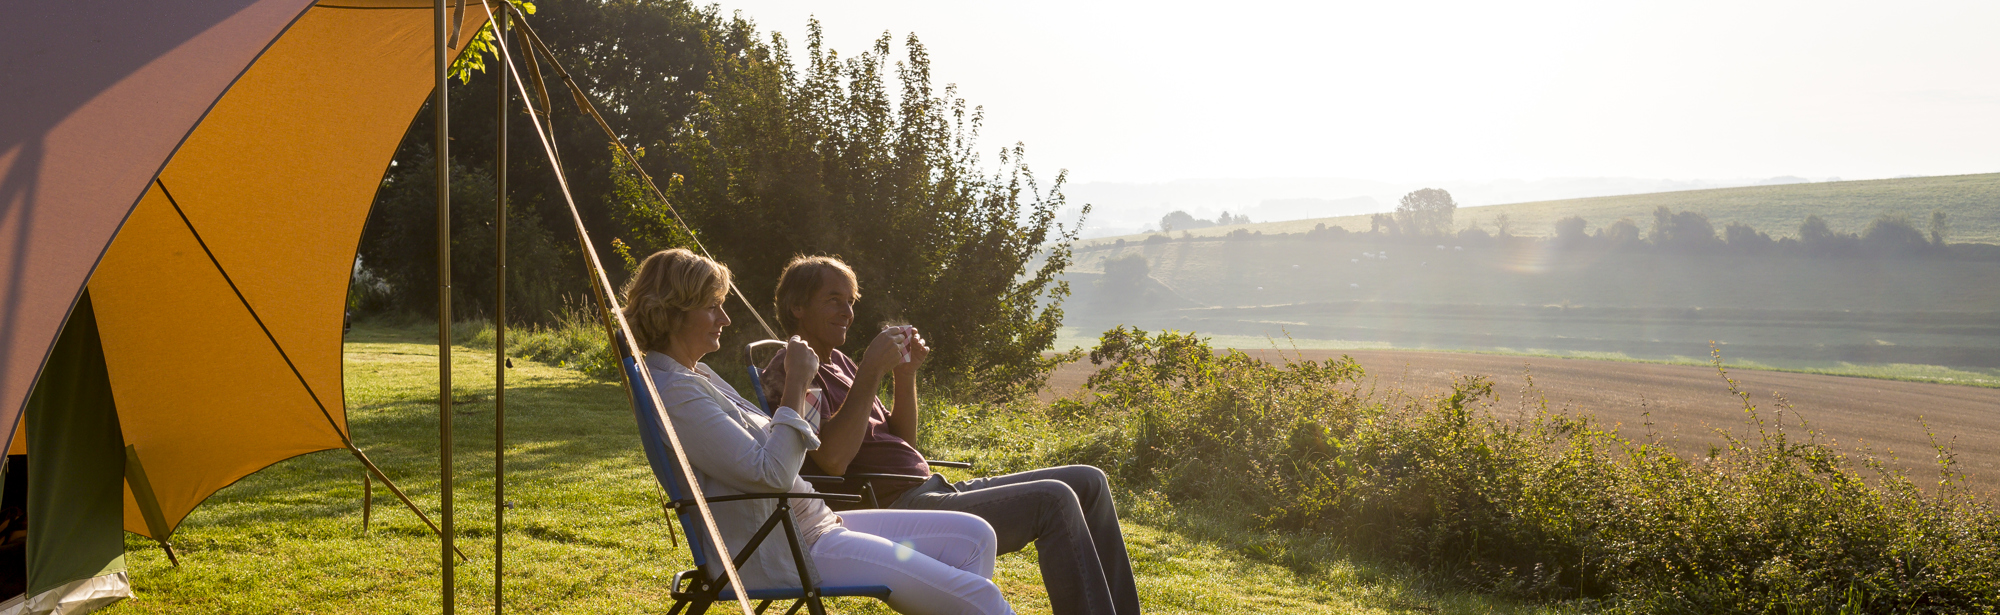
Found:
[1,0,485,539]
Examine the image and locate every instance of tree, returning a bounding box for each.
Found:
[1098,253,1149,297]
[1722,221,1774,254]
[1649,206,1718,252]
[1799,215,1860,257]
[1552,216,1589,249]
[634,24,1083,399]
[1393,188,1456,237]
[360,0,743,322]
[1862,214,1928,257]
[1597,218,1642,247]
[1492,213,1512,237]
[1930,209,1951,246]
[1160,210,1208,232]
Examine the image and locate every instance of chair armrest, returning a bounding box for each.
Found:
[800,475,845,485]
[668,492,864,509]
[924,459,972,469]
[844,473,930,483]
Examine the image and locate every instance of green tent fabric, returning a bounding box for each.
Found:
[4,293,129,613]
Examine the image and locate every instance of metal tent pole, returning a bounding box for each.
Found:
[433,0,455,612]
[492,5,509,613]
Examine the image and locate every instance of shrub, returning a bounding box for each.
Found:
[962,327,2000,612]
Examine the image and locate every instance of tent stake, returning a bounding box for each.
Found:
[350,447,468,561]
[363,471,373,533]
[493,5,510,613]
[434,0,456,611]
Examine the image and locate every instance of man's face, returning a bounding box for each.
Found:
[793,269,856,350]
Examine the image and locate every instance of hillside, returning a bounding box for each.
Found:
[1083,172,2000,245]
[1055,239,2000,384]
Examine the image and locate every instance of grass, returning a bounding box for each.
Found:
[101,324,1536,614]
[1084,172,2000,243]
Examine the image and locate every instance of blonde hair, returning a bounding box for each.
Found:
[774,255,859,333]
[621,249,732,353]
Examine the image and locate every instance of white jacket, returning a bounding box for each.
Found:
[643,352,841,589]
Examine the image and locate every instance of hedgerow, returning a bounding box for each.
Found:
[929,327,2000,613]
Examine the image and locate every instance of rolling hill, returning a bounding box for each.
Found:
[1082,172,2000,246]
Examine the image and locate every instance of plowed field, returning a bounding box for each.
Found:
[1042,350,2000,494]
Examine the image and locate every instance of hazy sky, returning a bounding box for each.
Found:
[721,1,1999,184]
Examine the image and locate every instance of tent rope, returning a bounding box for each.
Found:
[477,4,756,613]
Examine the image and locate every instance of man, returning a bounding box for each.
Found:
[761,255,1141,615]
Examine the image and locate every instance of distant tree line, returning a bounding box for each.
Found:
[1101,188,1995,260]
[1159,209,1250,232]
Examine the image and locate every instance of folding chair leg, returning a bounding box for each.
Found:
[753,599,772,615]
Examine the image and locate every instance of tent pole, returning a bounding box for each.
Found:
[434,0,455,611]
[493,5,510,614]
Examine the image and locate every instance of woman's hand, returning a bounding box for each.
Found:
[781,336,819,412]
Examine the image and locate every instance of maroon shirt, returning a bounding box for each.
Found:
[762,347,930,503]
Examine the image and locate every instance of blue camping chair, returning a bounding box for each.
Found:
[623,352,891,615]
[741,341,973,510]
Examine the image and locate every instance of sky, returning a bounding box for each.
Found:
[718,1,2000,185]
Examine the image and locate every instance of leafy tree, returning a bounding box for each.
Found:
[1649,206,1718,252]
[361,0,743,322]
[1098,253,1149,297]
[1799,215,1861,257]
[1552,215,1589,249]
[1596,218,1642,246]
[1492,213,1512,237]
[1861,214,1928,256]
[1930,209,1951,246]
[1722,221,1774,254]
[1393,188,1457,237]
[1160,210,1208,232]
[358,148,575,321]
[628,23,1083,399]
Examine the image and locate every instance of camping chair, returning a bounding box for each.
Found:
[624,353,891,615]
[742,341,974,509]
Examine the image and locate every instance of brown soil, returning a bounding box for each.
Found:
[1041,350,2000,494]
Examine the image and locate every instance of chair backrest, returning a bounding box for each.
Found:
[742,339,786,413]
[623,353,713,571]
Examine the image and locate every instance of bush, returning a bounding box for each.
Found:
[959,327,2000,612]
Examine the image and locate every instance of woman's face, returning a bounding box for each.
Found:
[671,299,732,358]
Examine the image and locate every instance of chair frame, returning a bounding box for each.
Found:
[623,353,892,615]
[742,341,973,509]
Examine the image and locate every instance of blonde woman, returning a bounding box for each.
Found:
[623,248,1013,615]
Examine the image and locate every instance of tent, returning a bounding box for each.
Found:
[0,0,487,610]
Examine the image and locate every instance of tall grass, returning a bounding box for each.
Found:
[923,327,2000,613]
[454,298,618,380]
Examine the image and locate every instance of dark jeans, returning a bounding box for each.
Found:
[889,465,1140,615]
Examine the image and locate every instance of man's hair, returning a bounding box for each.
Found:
[621,248,731,353]
[773,255,859,334]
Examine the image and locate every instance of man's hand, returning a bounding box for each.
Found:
[856,326,908,377]
[780,336,819,413]
[892,327,928,380]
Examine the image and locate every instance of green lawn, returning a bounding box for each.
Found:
[101,326,1536,614]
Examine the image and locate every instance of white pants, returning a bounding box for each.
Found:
[812,510,1013,615]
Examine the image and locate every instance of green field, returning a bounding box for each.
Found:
[1087,172,2000,244]
[100,326,1533,614]
[1055,239,2000,384]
